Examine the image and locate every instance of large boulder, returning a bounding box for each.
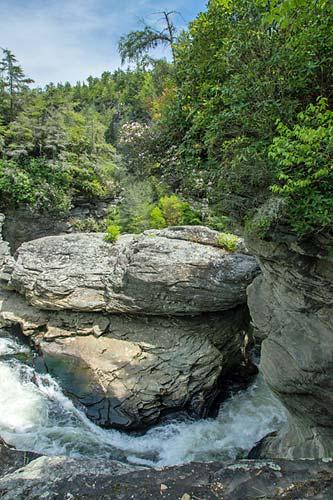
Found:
[247,236,333,459]
[0,223,258,430]
[0,290,248,429]
[9,227,259,315]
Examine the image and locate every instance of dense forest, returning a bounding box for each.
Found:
[0,0,332,240]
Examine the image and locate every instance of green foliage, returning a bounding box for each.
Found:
[158,194,184,226]
[147,0,333,237]
[217,232,239,253]
[0,49,171,213]
[0,158,71,212]
[106,187,202,235]
[2,0,333,240]
[149,206,167,229]
[0,48,34,123]
[118,11,177,64]
[70,217,107,233]
[269,98,333,235]
[105,224,121,242]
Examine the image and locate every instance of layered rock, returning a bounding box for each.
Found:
[8,227,258,315]
[0,215,13,288]
[0,289,247,428]
[247,236,333,459]
[0,439,40,478]
[0,222,258,429]
[0,454,332,499]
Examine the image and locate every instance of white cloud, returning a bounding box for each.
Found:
[0,0,205,87]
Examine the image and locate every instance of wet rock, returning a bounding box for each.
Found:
[9,227,259,315]
[0,290,248,429]
[0,456,332,499]
[0,455,144,499]
[0,438,40,478]
[247,235,333,459]
[40,329,223,428]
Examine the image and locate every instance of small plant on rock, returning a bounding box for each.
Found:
[105,224,121,243]
[217,232,239,252]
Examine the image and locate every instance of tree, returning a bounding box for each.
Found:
[0,49,34,123]
[118,11,178,64]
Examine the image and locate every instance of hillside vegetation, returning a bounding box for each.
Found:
[0,0,332,238]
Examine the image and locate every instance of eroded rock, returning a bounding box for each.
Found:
[9,227,259,315]
[0,215,14,288]
[0,290,248,429]
[247,236,333,459]
[0,455,332,500]
[0,439,40,478]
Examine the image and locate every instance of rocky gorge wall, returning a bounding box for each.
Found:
[2,197,114,252]
[247,235,333,459]
[1,210,333,462]
[0,220,259,429]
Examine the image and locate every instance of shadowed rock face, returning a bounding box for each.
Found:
[247,236,333,459]
[0,454,332,500]
[8,227,259,315]
[0,224,257,430]
[0,439,40,478]
[0,289,248,429]
[0,216,13,288]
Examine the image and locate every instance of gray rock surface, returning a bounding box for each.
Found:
[0,215,14,288]
[0,439,40,478]
[9,227,259,315]
[2,199,115,251]
[0,455,332,499]
[0,219,256,429]
[247,236,333,459]
[0,290,248,428]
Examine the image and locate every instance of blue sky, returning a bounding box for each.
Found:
[0,0,207,87]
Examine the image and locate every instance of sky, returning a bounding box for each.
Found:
[0,0,207,87]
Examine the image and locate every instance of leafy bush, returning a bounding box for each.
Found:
[149,206,167,228]
[217,232,239,252]
[105,224,121,242]
[70,217,107,233]
[269,98,333,236]
[0,158,72,212]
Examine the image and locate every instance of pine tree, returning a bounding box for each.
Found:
[0,48,34,123]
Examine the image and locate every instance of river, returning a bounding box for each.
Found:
[0,328,286,467]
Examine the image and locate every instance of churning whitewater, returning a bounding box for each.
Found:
[0,330,286,467]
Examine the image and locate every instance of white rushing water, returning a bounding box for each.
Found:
[0,332,287,466]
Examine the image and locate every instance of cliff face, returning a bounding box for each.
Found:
[0,220,258,430]
[247,236,333,459]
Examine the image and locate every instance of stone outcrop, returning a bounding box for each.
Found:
[2,198,115,251]
[0,439,40,478]
[247,235,333,459]
[0,215,13,288]
[0,289,248,429]
[8,227,258,315]
[0,221,257,429]
[0,454,332,499]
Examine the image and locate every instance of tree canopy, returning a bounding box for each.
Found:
[1,0,332,239]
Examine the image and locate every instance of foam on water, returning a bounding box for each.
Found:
[0,331,287,466]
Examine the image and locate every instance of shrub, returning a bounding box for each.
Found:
[158,195,184,226]
[149,206,167,229]
[217,232,239,252]
[269,98,333,236]
[105,224,121,242]
[70,217,107,233]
